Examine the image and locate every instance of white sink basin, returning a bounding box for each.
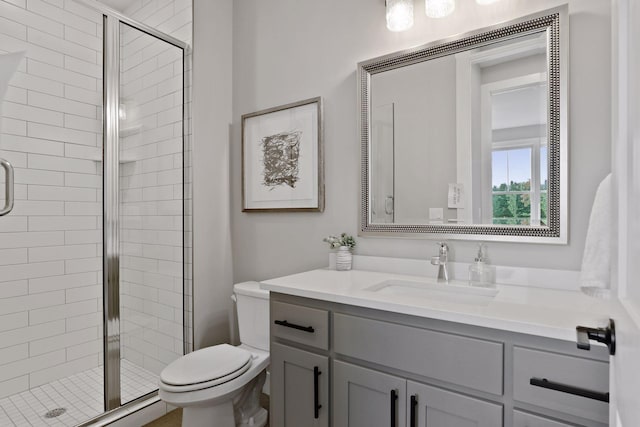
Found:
[364,279,498,305]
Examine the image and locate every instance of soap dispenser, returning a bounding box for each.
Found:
[468,243,495,287]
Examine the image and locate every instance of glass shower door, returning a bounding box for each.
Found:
[0,1,105,424]
[117,21,184,404]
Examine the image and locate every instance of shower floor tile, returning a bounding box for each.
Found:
[0,360,158,427]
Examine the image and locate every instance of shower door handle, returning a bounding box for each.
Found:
[0,158,14,216]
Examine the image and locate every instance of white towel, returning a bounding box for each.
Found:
[580,173,612,299]
[0,52,25,102]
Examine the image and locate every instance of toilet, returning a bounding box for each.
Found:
[159,282,270,427]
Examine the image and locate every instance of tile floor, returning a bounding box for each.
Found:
[0,360,158,427]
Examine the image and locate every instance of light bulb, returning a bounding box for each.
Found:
[425,0,455,18]
[476,0,500,4]
[386,0,414,32]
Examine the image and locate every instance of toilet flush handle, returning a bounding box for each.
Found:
[231,294,237,303]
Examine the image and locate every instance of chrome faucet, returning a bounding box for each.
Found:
[430,242,449,284]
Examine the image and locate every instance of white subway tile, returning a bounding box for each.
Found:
[64,173,101,189]
[0,33,63,67]
[1,117,27,135]
[64,55,101,78]
[0,134,64,156]
[64,114,101,134]
[0,1,63,38]
[64,229,101,244]
[66,311,101,332]
[27,0,96,36]
[64,84,101,105]
[28,184,96,201]
[0,249,27,266]
[29,154,96,175]
[28,90,96,119]
[65,284,100,302]
[0,15,26,40]
[28,59,96,91]
[0,279,27,298]
[0,344,28,367]
[30,353,98,387]
[64,201,101,215]
[64,26,101,52]
[0,375,28,399]
[65,257,100,274]
[28,271,97,293]
[0,231,64,249]
[10,71,63,99]
[9,200,64,216]
[28,215,96,231]
[0,261,63,282]
[2,100,63,127]
[28,244,96,262]
[13,168,64,186]
[29,326,97,356]
[63,0,102,24]
[0,312,28,332]
[4,85,26,104]
[66,338,101,361]
[28,123,96,146]
[29,299,97,325]
[0,217,27,233]
[0,319,65,349]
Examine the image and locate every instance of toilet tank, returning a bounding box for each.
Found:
[233,282,270,351]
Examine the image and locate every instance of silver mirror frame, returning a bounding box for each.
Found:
[358,6,568,244]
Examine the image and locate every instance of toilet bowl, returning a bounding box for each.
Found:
[159,282,270,427]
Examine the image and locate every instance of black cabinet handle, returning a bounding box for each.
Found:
[274,319,315,333]
[410,394,417,427]
[390,389,398,427]
[530,378,609,402]
[313,366,322,419]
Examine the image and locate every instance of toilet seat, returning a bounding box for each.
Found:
[160,344,253,393]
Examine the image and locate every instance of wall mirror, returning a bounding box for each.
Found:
[359,7,567,243]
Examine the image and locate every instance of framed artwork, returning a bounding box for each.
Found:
[242,97,324,212]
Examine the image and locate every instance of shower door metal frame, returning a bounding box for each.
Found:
[73,0,191,416]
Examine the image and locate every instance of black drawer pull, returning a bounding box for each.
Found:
[313,366,322,419]
[410,394,417,427]
[274,320,315,333]
[530,378,609,402]
[390,389,398,427]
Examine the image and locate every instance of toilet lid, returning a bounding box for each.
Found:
[160,344,252,386]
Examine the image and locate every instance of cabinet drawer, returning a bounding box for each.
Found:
[333,313,503,395]
[513,347,609,424]
[271,301,329,350]
[513,411,577,427]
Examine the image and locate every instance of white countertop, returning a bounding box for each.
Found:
[261,268,620,343]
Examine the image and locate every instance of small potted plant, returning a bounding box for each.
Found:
[323,233,356,271]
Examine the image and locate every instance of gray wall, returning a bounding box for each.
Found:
[192,0,234,349]
[231,0,611,283]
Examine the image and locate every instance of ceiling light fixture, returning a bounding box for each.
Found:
[386,0,414,32]
[425,0,455,18]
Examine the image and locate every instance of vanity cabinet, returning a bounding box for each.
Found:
[333,360,407,427]
[269,293,609,427]
[270,342,329,427]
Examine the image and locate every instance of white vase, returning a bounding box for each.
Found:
[336,246,353,271]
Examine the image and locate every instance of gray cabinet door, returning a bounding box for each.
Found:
[333,360,406,427]
[407,381,503,427]
[270,342,329,427]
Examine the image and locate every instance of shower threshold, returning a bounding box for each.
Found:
[0,360,158,426]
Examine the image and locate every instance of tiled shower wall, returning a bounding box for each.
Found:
[0,0,104,399]
[118,0,192,376]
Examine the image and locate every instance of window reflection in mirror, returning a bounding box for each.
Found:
[369,31,550,227]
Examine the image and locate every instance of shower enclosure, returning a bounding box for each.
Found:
[0,0,191,425]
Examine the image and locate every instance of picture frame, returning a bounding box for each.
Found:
[242,97,324,212]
